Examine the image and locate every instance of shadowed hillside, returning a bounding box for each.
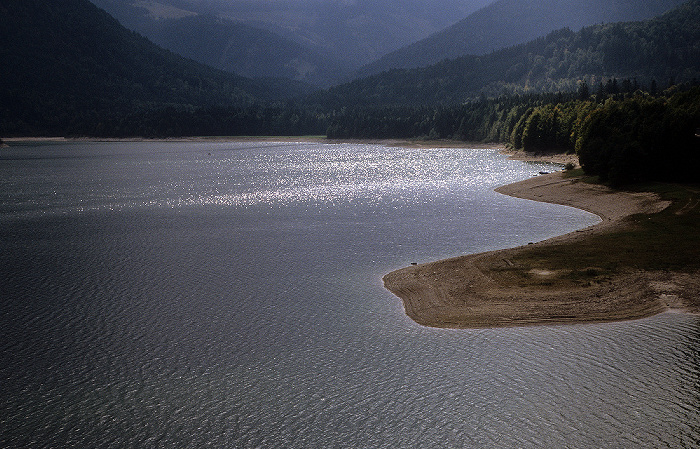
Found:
[0,0,316,136]
[358,0,686,77]
[90,0,494,86]
[320,1,700,108]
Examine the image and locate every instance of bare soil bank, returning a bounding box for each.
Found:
[383,171,700,328]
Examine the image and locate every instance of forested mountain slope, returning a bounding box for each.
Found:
[0,0,313,136]
[320,0,700,108]
[359,0,686,77]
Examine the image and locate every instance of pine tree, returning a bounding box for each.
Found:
[578,81,590,100]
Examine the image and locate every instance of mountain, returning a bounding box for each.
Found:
[316,0,700,108]
[143,15,349,88]
[358,0,687,77]
[0,0,314,136]
[89,0,494,86]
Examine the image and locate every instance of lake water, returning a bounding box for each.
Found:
[1,141,698,448]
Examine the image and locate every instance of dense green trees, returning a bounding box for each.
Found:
[576,88,700,185]
[507,86,700,185]
[56,105,327,138]
[514,100,599,154]
[326,84,700,185]
[325,92,580,142]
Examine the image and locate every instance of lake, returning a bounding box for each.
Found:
[1,140,698,448]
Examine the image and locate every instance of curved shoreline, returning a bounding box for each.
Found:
[383,171,698,328]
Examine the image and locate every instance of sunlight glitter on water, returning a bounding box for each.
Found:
[1,141,697,448]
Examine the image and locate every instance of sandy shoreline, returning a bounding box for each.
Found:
[384,171,699,328]
[501,149,580,167]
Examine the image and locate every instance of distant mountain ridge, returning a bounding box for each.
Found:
[358,0,687,77]
[145,15,349,88]
[89,0,494,87]
[0,0,314,136]
[318,0,700,108]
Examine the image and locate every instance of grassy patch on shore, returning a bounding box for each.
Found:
[488,182,700,288]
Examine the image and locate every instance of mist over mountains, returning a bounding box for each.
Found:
[90,0,686,87]
[320,1,700,107]
[2,0,699,138]
[359,0,687,77]
[142,15,350,87]
[89,0,492,86]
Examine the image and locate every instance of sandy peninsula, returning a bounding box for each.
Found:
[383,169,700,328]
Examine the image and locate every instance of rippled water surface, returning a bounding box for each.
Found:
[1,141,698,448]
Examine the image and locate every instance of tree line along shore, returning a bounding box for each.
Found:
[4,84,699,187]
[328,85,700,186]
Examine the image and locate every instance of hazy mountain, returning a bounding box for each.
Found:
[0,0,314,136]
[358,0,688,77]
[89,0,494,85]
[143,15,349,87]
[316,0,700,107]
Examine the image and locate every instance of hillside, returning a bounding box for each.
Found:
[90,0,493,86]
[145,15,348,88]
[358,0,686,77]
[0,0,314,136]
[318,0,700,108]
